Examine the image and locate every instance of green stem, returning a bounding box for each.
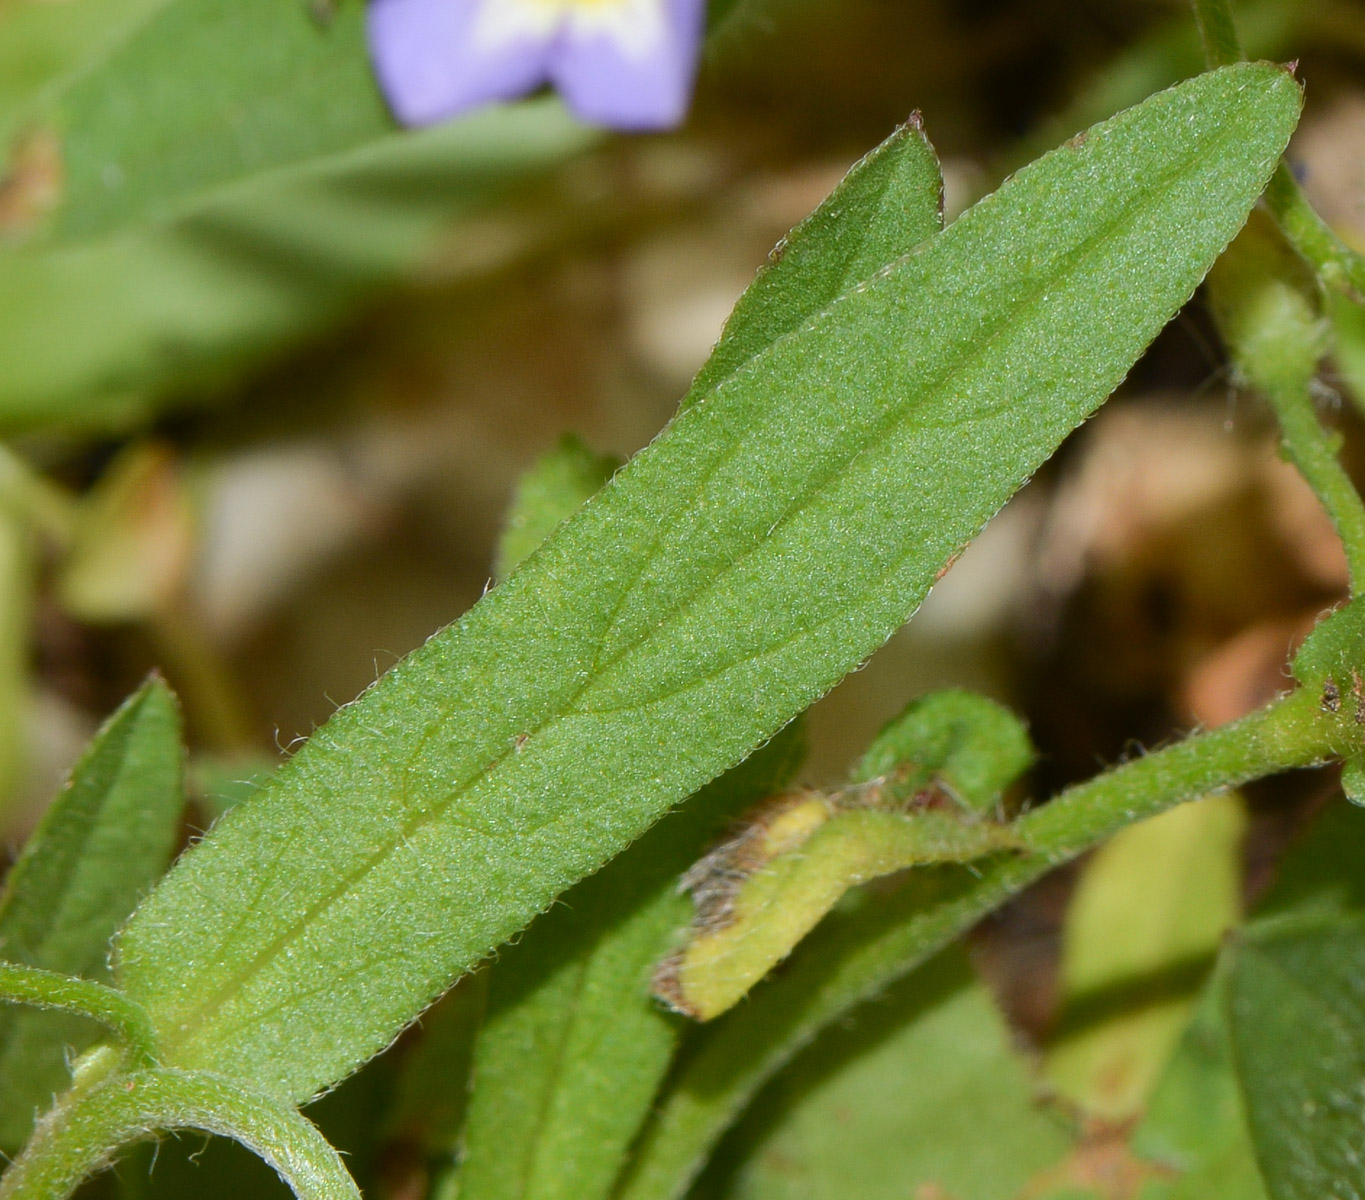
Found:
[1014,684,1335,858]
[1190,0,1244,66]
[1264,164,1365,303]
[0,1067,360,1200]
[1260,372,1365,593]
[619,686,1344,1200]
[1188,0,1365,301]
[0,964,157,1067]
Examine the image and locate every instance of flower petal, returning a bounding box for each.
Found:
[367,0,552,127]
[550,0,706,131]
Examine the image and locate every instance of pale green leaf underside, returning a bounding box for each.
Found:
[456,730,801,1200]
[115,64,1301,1104]
[707,947,1074,1200]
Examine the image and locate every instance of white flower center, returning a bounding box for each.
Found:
[472,0,667,60]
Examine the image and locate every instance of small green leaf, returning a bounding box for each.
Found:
[702,947,1074,1200]
[454,730,802,1200]
[115,65,1302,1106]
[1289,600,1365,752]
[658,692,1031,1021]
[0,678,183,1153]
[850,689,1033,812]
[683,116,944,405]
[1225,916,1365,1200]
[1045,795,1245,1120]
[495,437,621,582]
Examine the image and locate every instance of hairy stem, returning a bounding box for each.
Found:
[1263,373,1365,593]
[1189,0,1365,300]
[0,964,157,1067]
[1264,165,1365,303]
[0,1065,360,1200]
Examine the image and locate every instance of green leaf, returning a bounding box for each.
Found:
[495,437,621,583]
[1045,795,1245,1121]
[1224,915,1365,1200]
[701,947,1074,1200]
[849,688,1033,812]
[114,64,1301,1106]
[0,0,165,145]
[0,679,183,1153]
[1290,598,1365,692]
[657,691,1031,1021]
[0,100,592,432]
[683,115,943,405]
[454,730,802,1200]
[13,0,392,242]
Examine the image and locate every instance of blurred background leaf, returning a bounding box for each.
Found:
[0,101,595,432]
[1044,794,1246,1122]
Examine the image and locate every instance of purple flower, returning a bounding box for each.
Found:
[367,0,706,131]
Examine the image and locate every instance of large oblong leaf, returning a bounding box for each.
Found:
[115,64,1302,1105]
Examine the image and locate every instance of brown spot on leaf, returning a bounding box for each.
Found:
[0,128,62,239]
[934,550,962,583]
[1017,1119,1174,1200]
